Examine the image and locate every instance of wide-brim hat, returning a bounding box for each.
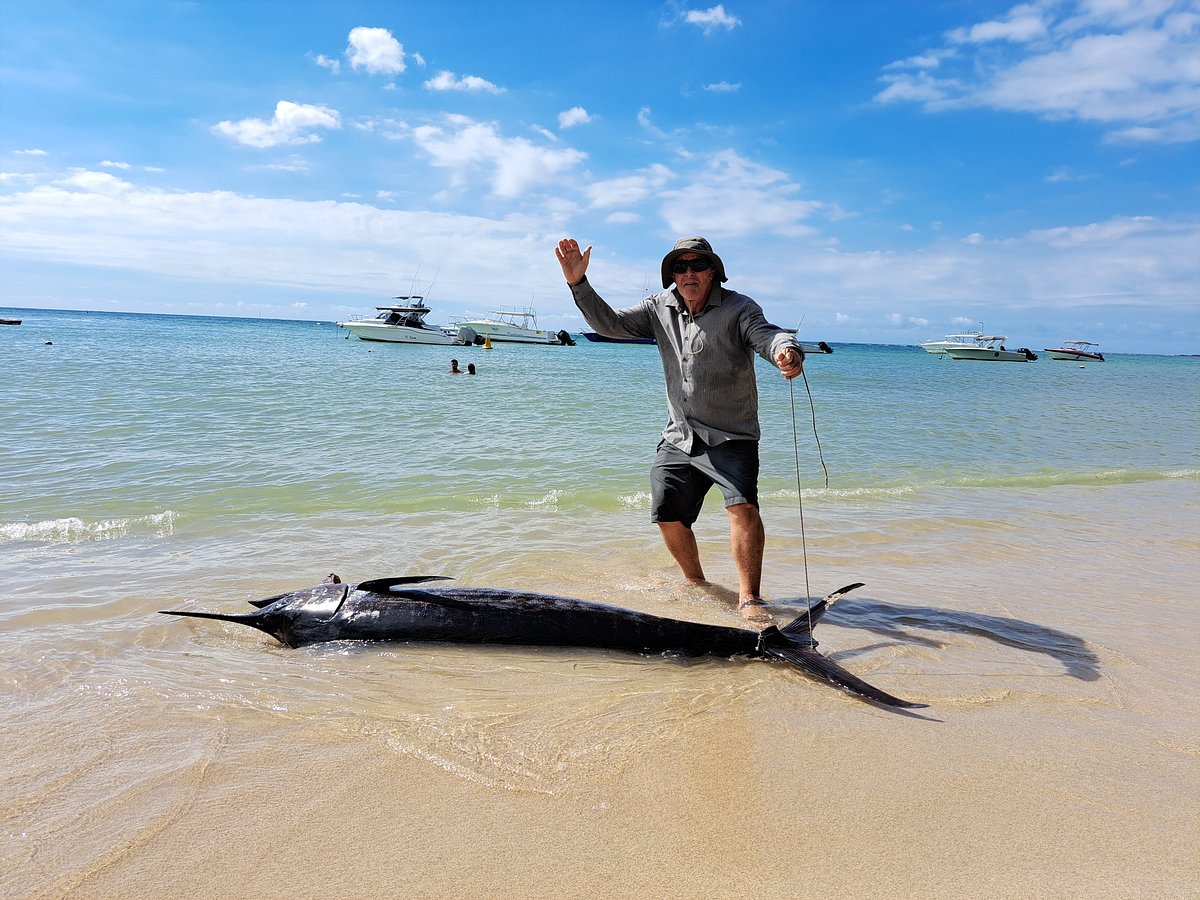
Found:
[660,236,728,288]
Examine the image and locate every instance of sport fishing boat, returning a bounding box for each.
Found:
[944,336,1038,362]
[919,327,986,355]
[338,297,466,345]
[1044,340,1104,362]
[449,306,570,345]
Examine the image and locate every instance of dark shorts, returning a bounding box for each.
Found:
[650,438,759,527]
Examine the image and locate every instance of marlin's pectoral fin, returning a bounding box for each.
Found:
[770,645,927,709]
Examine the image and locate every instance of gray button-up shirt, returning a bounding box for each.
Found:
[571,277,800,452]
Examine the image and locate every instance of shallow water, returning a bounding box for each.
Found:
[2,308,1198,897]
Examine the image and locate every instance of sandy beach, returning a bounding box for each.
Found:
[4,479,1198,899]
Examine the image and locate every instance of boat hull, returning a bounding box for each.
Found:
[944,346,1037,362]
[339,322,456,345]
[1045,349,1104,361]
[453,322,561,344]
[920,341,979,354]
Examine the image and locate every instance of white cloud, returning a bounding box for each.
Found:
[55,169,132,194]
[2,170,1195,351]
[410,115,585,198]
[685,5,741,35]
[213,101,341,149]
[1045,167,1095,182]
[884,51,955,70]
[876,0,1200,142]
[0,172,558,301]
[14,149,48,156]
[424,71,505,93]
[637,106,667,138]
[586,164,673,208]
[948,3,1049,43]
[100,160,131,170]
[658,150,821,237]
[558,107,593,128]
[346,27,406,75]
[704,82,742,93]
[311,53,341,75]
[259,157,311,173]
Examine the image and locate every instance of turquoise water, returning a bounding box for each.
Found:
[3,307,1195,535]
[3,307,1198,897]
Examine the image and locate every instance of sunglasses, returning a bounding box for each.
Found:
[670,258,713,274]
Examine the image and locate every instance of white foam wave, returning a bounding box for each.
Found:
[618,491,651,509]
[0,511,177,544]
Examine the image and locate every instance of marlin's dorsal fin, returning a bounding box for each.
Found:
[355,576,454,593]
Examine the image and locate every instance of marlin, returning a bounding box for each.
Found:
[161,576,926,709]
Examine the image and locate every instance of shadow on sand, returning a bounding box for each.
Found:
[773,595,1100,682]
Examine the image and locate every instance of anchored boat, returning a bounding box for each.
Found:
[944,336,1038,362]
[450,306,572,345]
[1044,340,1104,362]
[920,326,986,355]
[338,297,468,345]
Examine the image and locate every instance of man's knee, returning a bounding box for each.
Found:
[726,502,761,522]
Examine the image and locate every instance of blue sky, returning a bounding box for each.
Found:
[2,0,1198,353]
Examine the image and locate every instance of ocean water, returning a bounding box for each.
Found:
[2,307,1198,898]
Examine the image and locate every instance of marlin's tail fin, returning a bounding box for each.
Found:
[759,583,927,709]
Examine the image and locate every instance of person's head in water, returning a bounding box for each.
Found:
[467,363,477,375]
[449,359,462,373]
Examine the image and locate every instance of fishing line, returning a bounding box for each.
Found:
[789,364,828,632]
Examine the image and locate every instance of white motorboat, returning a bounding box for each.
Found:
[1044,340,1104,362]
[338,297,465,345]
[920,328,986,354]
[944,336,1038,362]
[450,306,572,345]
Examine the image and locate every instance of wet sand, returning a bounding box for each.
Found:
[3,481,1199,899]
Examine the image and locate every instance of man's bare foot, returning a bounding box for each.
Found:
[737,596,774,626]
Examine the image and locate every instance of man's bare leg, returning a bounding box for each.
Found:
[727,502,766,605]
[657,521,706,584]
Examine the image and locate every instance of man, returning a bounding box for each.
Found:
[555,236,804,619]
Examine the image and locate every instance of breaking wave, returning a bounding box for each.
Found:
[0,511,177,544]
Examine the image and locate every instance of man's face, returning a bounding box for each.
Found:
[673,253,715,308]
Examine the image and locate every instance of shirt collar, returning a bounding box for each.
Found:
[666,283,725,313]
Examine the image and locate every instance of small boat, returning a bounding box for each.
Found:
[1044,340,1104,362]
[582,332,655,345]
[337,297,464,345]
[449,306,571,345]
[0,318,21,326]
[944,336,1038,362]
[920,328,986,355]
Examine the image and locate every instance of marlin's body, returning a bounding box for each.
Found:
[162,576,925,709]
